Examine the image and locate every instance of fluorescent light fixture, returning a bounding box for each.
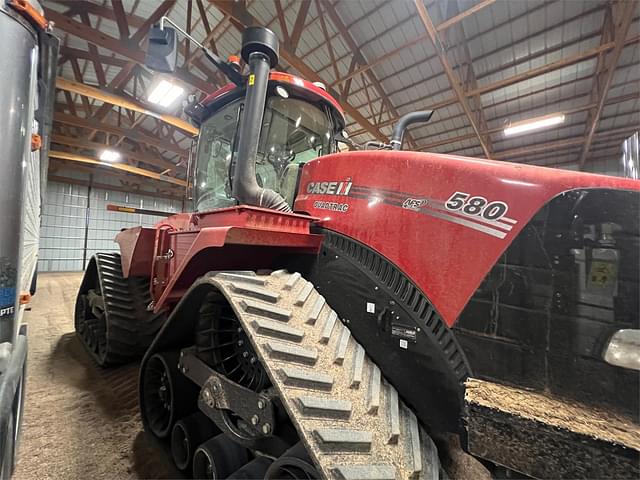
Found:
[148,79,185,107]
[100,150,120,162]
[504,113,565,136]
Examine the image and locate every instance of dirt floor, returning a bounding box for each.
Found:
[13,272,183,480]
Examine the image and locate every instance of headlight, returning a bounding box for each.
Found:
[603,329,640,371]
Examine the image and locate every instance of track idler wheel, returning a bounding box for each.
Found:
[192,434,249,479]
[171,412,221,472]
[265,442,320,479]
[141,351,198,439]
[228,456,273,479]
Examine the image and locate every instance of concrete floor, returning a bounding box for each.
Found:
[14,272,181,480]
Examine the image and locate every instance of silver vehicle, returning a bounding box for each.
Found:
[0,1,57,477]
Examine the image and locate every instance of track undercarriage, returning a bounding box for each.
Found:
[74,253,165,366]
[138,270,443,479]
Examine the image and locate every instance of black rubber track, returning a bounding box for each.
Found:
[75,253,166,366]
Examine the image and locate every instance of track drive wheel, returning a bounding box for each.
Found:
[141,351,199,439]
[74,253,166,366]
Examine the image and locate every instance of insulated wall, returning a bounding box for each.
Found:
[38,180,180,272]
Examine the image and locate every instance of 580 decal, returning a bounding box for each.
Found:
[445,191,509,221]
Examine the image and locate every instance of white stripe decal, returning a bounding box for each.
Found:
[421,208,507,239]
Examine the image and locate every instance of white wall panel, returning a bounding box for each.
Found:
[38,181,180,272]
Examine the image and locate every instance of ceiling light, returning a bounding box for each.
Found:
[100,150,120,162]
[148,79,185,107]
[504,113,565,136]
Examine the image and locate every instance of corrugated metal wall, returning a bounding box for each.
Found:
[39,181,180,272]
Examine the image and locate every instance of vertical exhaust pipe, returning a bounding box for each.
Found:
[232,27,292,212]
[390,110,434,150]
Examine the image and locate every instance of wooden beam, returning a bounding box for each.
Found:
[129,1,174,45]
[577,1,636,169]
[44,7,214,94]
[349,33,640,136]
[289,0,311,53]
[54,112,189,158]
[442,0,493,154]
[48,174,183,200]
[274,0,290,43]
[415,91,639,149]
[49,150,187,186]
[492,125,638,159]
[212,0,388,143]
[322,2,418,146]
[56,77,199,136]
[332,0,496,88]
[436,0,496,32]
[59,46,127,71]
[88,63,137,127]
[111,0,130,39]
[51,134,182,173]
[414,0,492,157]
[69,58,93,115]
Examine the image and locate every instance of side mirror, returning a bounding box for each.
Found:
[145,25,177,73]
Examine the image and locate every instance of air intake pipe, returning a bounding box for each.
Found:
[390,110,434,150]
[232,27,292,212]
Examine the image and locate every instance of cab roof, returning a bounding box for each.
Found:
[199,71,346,129]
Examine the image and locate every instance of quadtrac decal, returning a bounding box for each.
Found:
[306,179,353,214]
[346,185,518,239]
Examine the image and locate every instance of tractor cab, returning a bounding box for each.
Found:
[145,18,345,213]
[186,73,345,212]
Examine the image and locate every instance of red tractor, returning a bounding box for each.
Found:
[74,20,639,480]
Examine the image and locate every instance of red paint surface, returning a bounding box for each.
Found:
[115,206,322,311]
[295,150,640,326]
[115,226,155,277]
[200,71,345,121]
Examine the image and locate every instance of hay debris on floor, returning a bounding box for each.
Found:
[14,272,182,480]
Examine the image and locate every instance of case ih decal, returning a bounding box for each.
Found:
[306,180,353,195]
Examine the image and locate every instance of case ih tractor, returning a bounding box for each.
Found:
[74,20,639,480]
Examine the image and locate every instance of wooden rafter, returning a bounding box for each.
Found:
[111,0,130,40]
[44,7,214,93]
[56,77,198,135]
[48,174,183,200]
[289,1,311,53]
[577,0,636,168]
[51,134,181,173]
[322,2,418,147]
[332,0,496,88]
[344,3,606,105]
[212,0,389,143]
[441,0,493,155]
[54,112,188,159]
[274,0,290,43]
[414,0,492,157]
[350,32,639,136]
[49,150,187,186]
[129,1,174,45]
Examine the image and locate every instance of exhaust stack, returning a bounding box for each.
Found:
[390,110,434,150]
[232,27,291,212]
